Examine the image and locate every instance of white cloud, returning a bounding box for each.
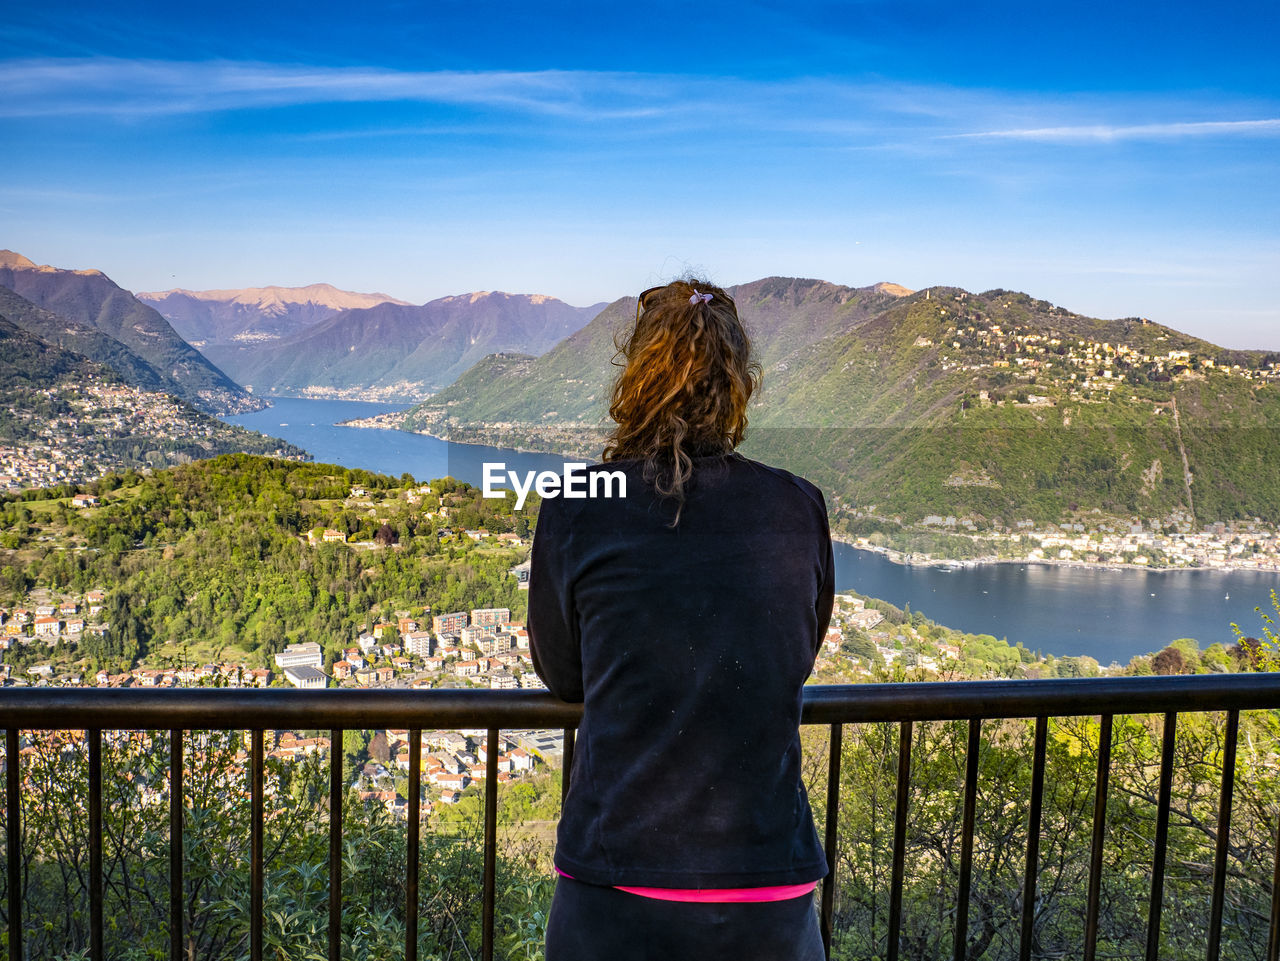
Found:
[951,118,1280,142]
[3,57,1279,159]
[0,57,676,120]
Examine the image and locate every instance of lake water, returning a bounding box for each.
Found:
[230,396,569,482]
[230,397,1280,664]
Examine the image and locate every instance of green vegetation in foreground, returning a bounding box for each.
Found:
[9,731,559,960]
[804,707,1278,959]
[10,650,1279,960]
[0,455,533,673]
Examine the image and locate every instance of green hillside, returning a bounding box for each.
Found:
[397,280,1280,528]
[401,278,912,437]
[0,314,102,387]
[0,456,529,669]
[0,285,190,395]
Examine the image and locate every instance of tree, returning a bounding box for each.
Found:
[1152,645,1185,675]
[817,710,1280,959]
[1201,642,1233,673]
[841,632,880,665]
[1231,589,1280,671]
[343,728,371,783]
[1168,637,1202,673]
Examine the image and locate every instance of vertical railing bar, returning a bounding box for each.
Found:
[887,720,913,961]
[6,729,21,961]
[1206,710,1238,961]
[1083,714,1113,961]
[1145,712,1177,961]
[482,727,500,961]
[251,729,264,961]
[89,728,103,961]
[329,728,342,961]
[170,729,183,961]
[561,728,575,805]
[1269,809,1280,961]
[820,722,843,960]
[1018,716,1048,961]
[953,718,982,961]
[406,728,421,961]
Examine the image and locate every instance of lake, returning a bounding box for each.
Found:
[229,397,1280,664]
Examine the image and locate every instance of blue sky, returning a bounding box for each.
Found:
[2,1,1278,347]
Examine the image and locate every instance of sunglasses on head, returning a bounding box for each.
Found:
[636,286,664,312]
[636,285,734,314]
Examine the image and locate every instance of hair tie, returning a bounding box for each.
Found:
[689,290,713,306]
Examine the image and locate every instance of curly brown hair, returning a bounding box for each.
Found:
[602,279,762,520]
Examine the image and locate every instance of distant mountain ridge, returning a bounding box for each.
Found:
[198,290,606,400]
[0,250,260,414]
[137,283,412,347]
[398,278,1280,528]
[401,276,917,425]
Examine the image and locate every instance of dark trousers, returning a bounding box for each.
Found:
[545,875,826,961]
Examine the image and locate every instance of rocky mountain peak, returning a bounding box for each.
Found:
[873,282,914,297]
[0,250,38,269]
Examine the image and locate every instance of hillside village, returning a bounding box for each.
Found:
[844,511,1280,571]
[14,724,547,823]
[816,294,1280,569]
[2,527,1269,828]
[0,596,546,695]
[0,587,1106,819]
[0,376,303,491]
[930,295,1280,396]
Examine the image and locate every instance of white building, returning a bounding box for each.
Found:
[284,665,328,689]
[275,642,324,670]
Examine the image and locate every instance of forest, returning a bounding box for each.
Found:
[0,455,532,672]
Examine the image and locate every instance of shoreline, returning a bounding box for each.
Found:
[837,539,1280,575]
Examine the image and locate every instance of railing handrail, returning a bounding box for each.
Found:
[5,675,1280,961]
[1,674,1278,730]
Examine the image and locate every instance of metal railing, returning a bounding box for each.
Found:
[1,674,1279,961]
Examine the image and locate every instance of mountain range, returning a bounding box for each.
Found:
[187,291,605,399]
[0,251,258,415]
[136,284,411,347]
[397,279,1280,528]
[3,251,605,409]
[8,246,1280,530]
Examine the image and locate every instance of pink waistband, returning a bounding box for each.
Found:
[555,867,819,903]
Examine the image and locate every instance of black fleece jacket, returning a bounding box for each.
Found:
[528,453,835,888]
